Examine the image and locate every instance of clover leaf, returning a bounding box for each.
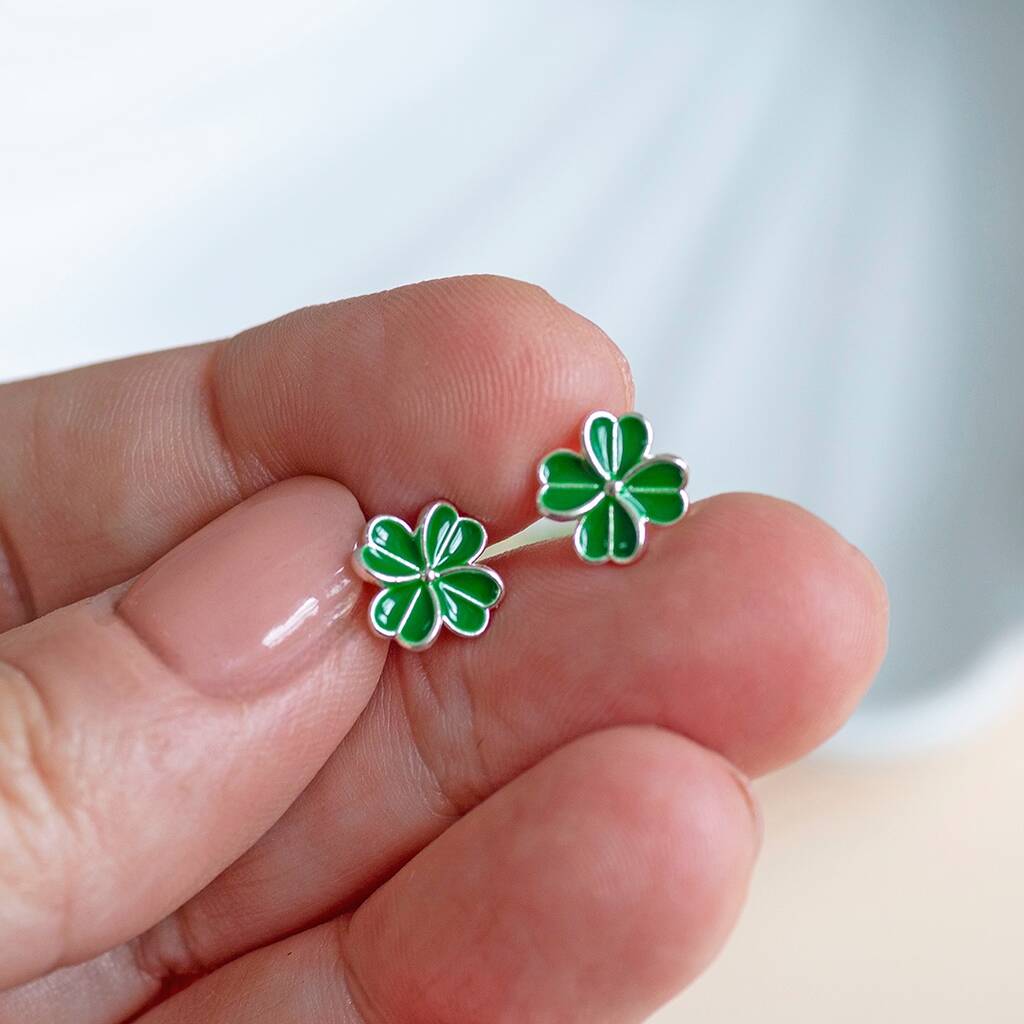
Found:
[537,411,689,564]
[355,501,503,649]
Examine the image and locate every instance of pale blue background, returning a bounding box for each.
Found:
[2,0,1021,754]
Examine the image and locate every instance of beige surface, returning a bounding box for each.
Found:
[652,697,1024,1022]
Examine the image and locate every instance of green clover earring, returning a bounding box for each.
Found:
[354,500,504,650]
[537,410,689,565]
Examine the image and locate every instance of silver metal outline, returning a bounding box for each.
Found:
[622,454,691,527]
[535,447,605,522]
[353,514,422,585]
[368,581,443,652]
[581,410,616,480]
[419,500,454,568]
[581,409,655,480]
[420,499,488,570]
[434,564,506,638]
[357,499,503,649]
[616,410,655,474]
[537,411,690,566]
[571,492,648,566]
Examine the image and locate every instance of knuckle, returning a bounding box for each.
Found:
[0,659,68,835]
[131,908,207,986]
[332,916,384,1024]
[0,658,74,936]
[391,650,494,821]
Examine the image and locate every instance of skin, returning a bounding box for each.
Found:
[0,276,888,1023]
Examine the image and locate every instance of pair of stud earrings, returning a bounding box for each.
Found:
[352,410,689,650]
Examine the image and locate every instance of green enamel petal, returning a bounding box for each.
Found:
[370,582,439,648]
[437,567,503,608]
[360,516,423,581]
[435,518,486,570]
[583,412,618,478]
[421,501,458,566]
[421,501,486,570]
[582,411,653,479]
[574,496,645,564]
[609,498,644,562]
[623,457,689,525]
[367,516,421,564]
[574,497,611,562]
[436,589,486,636]
[434,567,503,636]
[359,545,420,582]
[537,450,603,517]
[397,585,440,647]
[617,413,652,475]
[370,582,417,635]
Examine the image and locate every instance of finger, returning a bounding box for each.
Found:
[0,276,629,629]
[18,491,883,1023]
[172,493,883,944]
[0,477,384,989]
[135,727,760,1024]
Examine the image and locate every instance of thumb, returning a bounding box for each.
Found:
[0,477,383,988]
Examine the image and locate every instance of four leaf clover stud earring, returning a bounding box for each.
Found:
[537,410,689,565]
[354,500,504,650]
[352,411,688,647]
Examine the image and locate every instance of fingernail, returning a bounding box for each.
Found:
[119,477,362,697]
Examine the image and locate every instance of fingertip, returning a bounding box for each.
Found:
[460,491,888,781]
[566,726,761,924]
[687,493,889,772]
[758,494,888,753]
[219,275,633,534]
[379,275,634,523]
[344,725,759,1024]
[395,273,632,398]
[441,274,635,408]
[519,727,762,1014]
[286,473,368,539]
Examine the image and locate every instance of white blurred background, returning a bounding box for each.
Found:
[2,2,1022,1019]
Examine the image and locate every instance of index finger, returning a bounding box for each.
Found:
[0,275,631,626]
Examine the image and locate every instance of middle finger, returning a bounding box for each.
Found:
[143,491,886,971]
[6,492,885,1023]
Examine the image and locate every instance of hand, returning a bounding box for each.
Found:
[0,277,887,1023]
